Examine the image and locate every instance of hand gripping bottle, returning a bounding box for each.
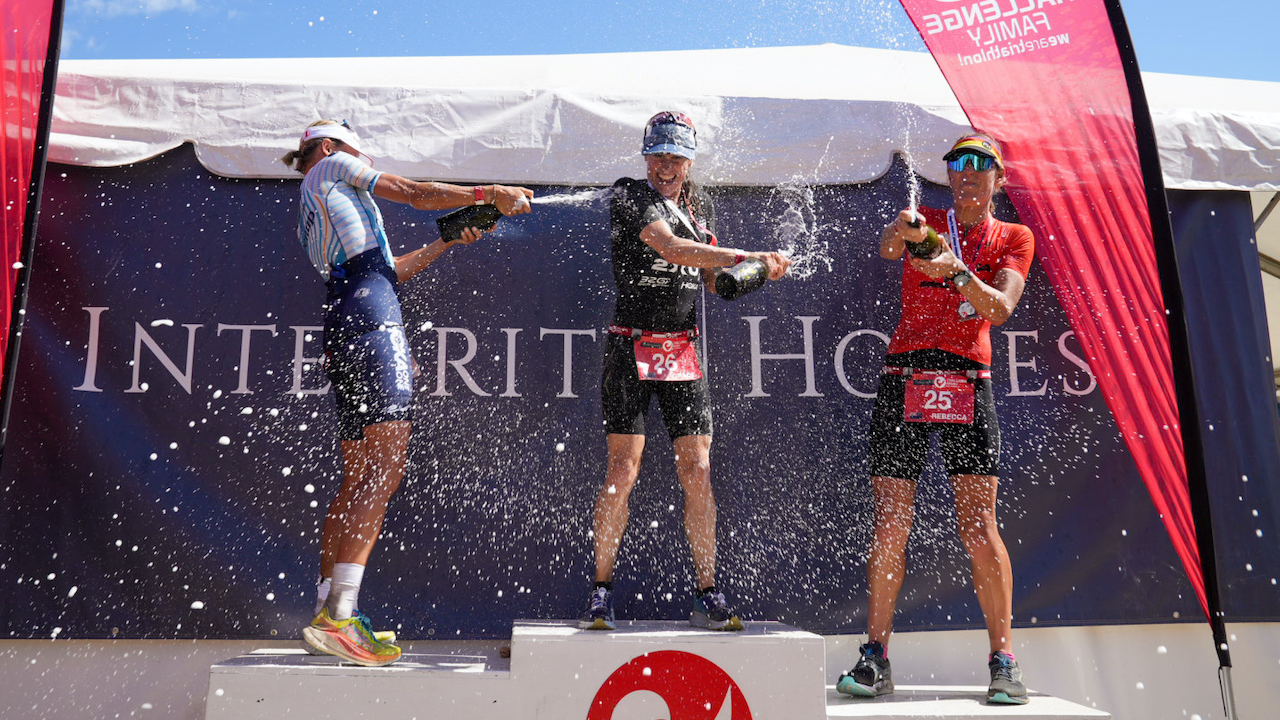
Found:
[437,204,504,243]
[904,214,943,259]
[715,258,769,300]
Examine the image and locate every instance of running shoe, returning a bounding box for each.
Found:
[987,651,1029,705]
[302,608,402,666]
[836,642,893,697]
[578,586,616,631]
[302,613,397,655]
[689,590,744,631]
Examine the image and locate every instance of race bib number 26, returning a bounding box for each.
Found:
[634,335,702,381]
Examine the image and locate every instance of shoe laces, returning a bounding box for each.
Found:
[589,587,611,611]
[990,653,1018,679]
[699,591,728,611]
[347,613,380,640]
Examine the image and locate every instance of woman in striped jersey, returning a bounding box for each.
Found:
[282,119,533,665]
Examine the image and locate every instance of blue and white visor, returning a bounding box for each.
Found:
[642,122,696,160]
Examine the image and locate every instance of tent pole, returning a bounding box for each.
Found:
[1103,1,1237,717]
[1255,191,1280,234]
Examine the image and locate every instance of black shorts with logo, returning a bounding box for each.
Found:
[601,334,713,440]
[868,350,1000,479]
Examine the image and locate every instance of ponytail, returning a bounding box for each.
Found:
[280,119,344,173]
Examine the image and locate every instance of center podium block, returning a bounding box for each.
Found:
[511,619,827,719]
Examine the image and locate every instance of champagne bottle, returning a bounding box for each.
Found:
[904,215,942,259]
[716,258,769,301]
[437,204,504,243]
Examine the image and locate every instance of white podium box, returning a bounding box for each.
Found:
[511,619,828,719]
[205,647,515,720]
[824,685,1111,719]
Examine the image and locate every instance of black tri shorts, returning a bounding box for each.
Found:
[600,334,713,441]
[867,350,1000,479]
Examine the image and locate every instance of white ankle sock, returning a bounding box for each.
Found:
[328,563,365,621]
[314,577,331,616]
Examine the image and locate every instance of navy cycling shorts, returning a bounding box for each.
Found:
[867,372,1000,479]
[326,325,414,442]
[323,249,412,441]
[867,350,1000,479]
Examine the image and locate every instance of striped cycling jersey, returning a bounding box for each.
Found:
[297,152,392,279]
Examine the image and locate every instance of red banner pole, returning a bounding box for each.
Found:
[0,0,66,463]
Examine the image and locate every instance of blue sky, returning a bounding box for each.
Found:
[62,0,1279,84]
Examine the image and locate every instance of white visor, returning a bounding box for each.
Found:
[301,124,373,165]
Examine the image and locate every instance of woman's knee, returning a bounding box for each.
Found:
[957,514,1002,556]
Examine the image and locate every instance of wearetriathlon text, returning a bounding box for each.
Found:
[958,32,1072,67]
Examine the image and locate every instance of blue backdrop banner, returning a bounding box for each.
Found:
[1,146,1276,639]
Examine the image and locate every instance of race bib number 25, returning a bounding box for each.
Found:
[904,372,975,424]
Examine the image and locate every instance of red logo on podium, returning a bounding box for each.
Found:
[586,650,753,719]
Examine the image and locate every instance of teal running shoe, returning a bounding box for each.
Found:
[987,651,1029,705]
[837,642,893,697]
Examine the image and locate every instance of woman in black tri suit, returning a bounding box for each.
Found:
[578,111,791,632]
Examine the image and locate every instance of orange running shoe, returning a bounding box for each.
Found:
[302,608,402,666]
[301,613,398,655]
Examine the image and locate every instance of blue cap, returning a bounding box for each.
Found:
[642,111,696,160]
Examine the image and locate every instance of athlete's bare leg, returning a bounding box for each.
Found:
[331,420,411,567]
[866,475,918,647]
[593,433,646,582]
[951,473,1014,655]
[320,435,373,579]
[673,434,716,589]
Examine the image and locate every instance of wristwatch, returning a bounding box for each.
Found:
[950,269,972,288]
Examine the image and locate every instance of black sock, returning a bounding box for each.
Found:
[593,581,613,592]
[697,586,718,598]
[866,640,886,658]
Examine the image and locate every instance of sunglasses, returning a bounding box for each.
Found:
[947,153,998,172]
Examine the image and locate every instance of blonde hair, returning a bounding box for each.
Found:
[280,119,343,173]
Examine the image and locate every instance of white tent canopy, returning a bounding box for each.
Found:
[49,44,1280,191]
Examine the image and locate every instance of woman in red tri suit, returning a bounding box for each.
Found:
[838,133,1034,705]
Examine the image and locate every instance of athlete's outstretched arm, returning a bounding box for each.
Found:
[700,267,720,293]
[907,246,1026,325]
[373,176,533,216]
[393,226,485,283]
[880,210,924,260]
